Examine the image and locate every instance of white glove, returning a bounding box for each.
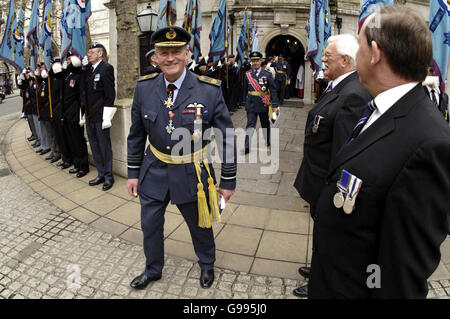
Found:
[34,69,40,76]
[102,107,117,130]
[18,79,22,86]
[41,70,48,79]
[19,73,25,80]
[22,68,27,75]
[62,61,68,70]
[79,109,86,127]
[82,56,89,66]
[71,56,82,68]
[52,62,62,74]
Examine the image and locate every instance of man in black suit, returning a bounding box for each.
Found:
[61,52,90,177]
[292,34,371,298]
[83,42,116,191]
[423,67,449,124]
[309,6,450,299]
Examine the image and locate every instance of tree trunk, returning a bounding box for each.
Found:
[115,0,139,100]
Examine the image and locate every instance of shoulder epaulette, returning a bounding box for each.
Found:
[197,75,221,87]
[138,73,158,82]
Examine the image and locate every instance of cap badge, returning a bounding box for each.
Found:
[166,29,177,40]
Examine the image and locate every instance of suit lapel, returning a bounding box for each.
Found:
[328,84,424,176]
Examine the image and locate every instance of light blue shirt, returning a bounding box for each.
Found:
[164,68,187,103]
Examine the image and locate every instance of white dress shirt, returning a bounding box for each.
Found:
[164,68,187,103]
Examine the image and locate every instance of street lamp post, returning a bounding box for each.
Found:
[136,4,158,76]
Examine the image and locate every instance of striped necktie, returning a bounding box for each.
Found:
[324,82,333,93]
[430,89,438,106]
[348,100,376,144]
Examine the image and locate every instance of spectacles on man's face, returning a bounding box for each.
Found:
[323,52,342,59]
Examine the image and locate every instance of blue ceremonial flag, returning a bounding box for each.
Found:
[60,0,92,60]
[14,7,25,72]
[40,0,52,70]
[0,0,24,72]
[236,11,249,73]
[208,0,228,63]
[27,0,40,71]
[429,0,450,91]
[358,0,393,34]
[157,0,177,29]
[306,0,332,73]
[183,0,202,62]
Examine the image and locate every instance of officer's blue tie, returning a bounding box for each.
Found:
[431,89,438,106]
[348,100,376,144]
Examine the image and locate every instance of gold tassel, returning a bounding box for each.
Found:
[197,182,212,229]
[195,163,211,229]
[268,104,273,120]
[208,177,221,226]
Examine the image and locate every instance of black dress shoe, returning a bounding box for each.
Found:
[61,162,72,170]
[298,267,311,279]
[76,170,89,178]
[130,273,161,290]
[45,155,53,161]
[89,176,105,186]
[200,269,215,289]
[27,136,36,142]
[36,149,43,153]
[40,149,50,156]
[69,168,80,174]
[293,285,308,298]
[32,142,40,148]
[102,180,114,191]
[56,161,64,167]
[50,156,61,164]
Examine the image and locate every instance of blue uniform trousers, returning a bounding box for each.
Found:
[86,122,113,181]
[245,111,271,150]
[140,191,216,277]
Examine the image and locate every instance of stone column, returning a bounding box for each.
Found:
[304,59,314,105]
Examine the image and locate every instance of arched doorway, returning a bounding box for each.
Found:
[266,35,305,99]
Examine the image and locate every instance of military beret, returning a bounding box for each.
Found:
[145,49,156,59]
[90,42,105,50]
[51,57,61,64]
[66,50,74,58]
[151,26,191,48]
[250,51,263,60]
[228,54,235,59]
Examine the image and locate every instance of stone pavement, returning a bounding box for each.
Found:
[1,98,449,299]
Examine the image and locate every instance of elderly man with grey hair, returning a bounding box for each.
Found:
[292,34,372,298]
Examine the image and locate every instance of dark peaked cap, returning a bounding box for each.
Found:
[151,26,191,48]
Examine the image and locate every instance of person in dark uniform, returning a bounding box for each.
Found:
[273,54,290,105]
[28,67,49,152]
[17,69,38,143]
[60,51,90,177]
[292,34,372,298]
[309,6,450,299]
[143,49,161,75]
[47,57,67,164]
[36,63,55,158]
[242,51,279,154]
[82,42,116,191]
[423,67,449,123]
[127,26,237,290]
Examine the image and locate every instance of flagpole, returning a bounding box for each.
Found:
[48,76,53,118]
[225,3,229,89]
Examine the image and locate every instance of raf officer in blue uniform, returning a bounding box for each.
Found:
[243,51,279,154]
[127,26,237,290]
[273,54,290,105]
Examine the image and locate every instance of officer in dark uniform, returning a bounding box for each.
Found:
[127,26,237,290]
[242,51,279,154]
[61,51,90,176]
[36,63,54,157]
[143,49,161,75]
[17,69,38,143]
[273,54,290,105]
[83,42,116,190]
